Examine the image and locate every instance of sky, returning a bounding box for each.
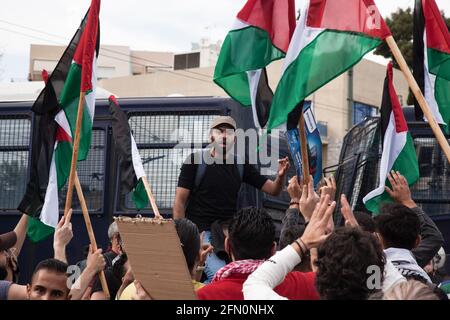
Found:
[1,0,449,82]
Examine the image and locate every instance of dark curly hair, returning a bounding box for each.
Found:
[375,203,421,250]
[174,218,200,272]
[228,207,275,261]
[315,227,385,300]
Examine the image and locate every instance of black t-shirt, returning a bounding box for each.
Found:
[91,268,122,300]
[177,153,268,232]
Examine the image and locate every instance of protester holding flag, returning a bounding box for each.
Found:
[18,0,101,242]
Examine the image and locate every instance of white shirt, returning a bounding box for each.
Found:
[243,245,301,300]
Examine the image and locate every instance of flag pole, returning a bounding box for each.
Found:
[141,176,162,219]
[386,35,450,163]
[63,91,86,222]
[298,111,310,185]
[74,172,110,299]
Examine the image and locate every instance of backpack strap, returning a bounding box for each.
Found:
[235,154,244,182]
[193,149,211,192]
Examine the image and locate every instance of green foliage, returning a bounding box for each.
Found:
[374,7,450,69]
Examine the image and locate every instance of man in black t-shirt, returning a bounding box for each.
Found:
[173,116,289,282]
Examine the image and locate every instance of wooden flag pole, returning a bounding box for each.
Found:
[74,173,110,299]
[386,36,450,163]
[63,91,86,222]
[298,111,310,185]
[141,176,162,219]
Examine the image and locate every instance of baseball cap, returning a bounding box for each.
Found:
[0,231,17,251]
[209,116,237,130]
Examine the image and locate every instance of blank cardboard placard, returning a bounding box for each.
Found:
[116,218,196,300]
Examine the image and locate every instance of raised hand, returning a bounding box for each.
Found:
[340,194,359,228]
[319,175,336,201]
[54,213,73,248]
[300,194,336,249]
[287,176,302,202]
[277,157,290,177]
[86,245,106,273]
[299,176,320,222]
[385,171,416,208]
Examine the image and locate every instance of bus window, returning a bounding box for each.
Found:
[0,116,31,211]
[59,129,106,212]
[412,137,450,216]
[121,112,219,212]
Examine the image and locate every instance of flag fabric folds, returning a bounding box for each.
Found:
[108,96,149,209]
[413,0,450,130]
[267,0,391,130]
[364,63,419,214]
[214,0,296,129]
[18,0,101,242]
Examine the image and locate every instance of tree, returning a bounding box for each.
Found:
[374,7,450,105]
[374,7,450,69]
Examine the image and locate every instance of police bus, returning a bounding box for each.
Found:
[0,96,295,283]
[1,96,449,282]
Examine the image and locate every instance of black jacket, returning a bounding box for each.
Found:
[410,206,444,268]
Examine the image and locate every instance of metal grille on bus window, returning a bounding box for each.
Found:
[323,118,380,222]
[129,115,178,144]
[0,117,30,210]
[0,118,31,146]
[410,137,450,215]
[124,148,202,210]
[129,114,218,145]
[123,113,220,211]
[59,130,105,212]
[179,115,215,143]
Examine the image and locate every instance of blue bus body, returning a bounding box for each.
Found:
[0,97,294,284]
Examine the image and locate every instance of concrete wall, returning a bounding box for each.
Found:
[130,51,174,75]
[29,44,132,80]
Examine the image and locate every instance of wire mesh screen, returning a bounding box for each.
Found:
[325,117,380,224]
[122,112,220,212]
[59,129,105,212]
[0,116,31,210]
[411,137,450,215]
[330,116,450,220]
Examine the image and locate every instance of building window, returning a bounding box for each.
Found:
[353,102,377,125]
[174,52,200,70]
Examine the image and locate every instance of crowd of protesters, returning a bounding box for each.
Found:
[1,116,449,300]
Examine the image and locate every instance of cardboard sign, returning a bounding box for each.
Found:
[116,217,197,300]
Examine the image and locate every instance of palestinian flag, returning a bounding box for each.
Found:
[108,96,149,209]
[413,0,450,130]
[18,0,100,242]
[214,0,296,129]
[267,0,391,130]
[363,63,419,214]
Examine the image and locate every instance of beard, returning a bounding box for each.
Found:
[211,137,234,156]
